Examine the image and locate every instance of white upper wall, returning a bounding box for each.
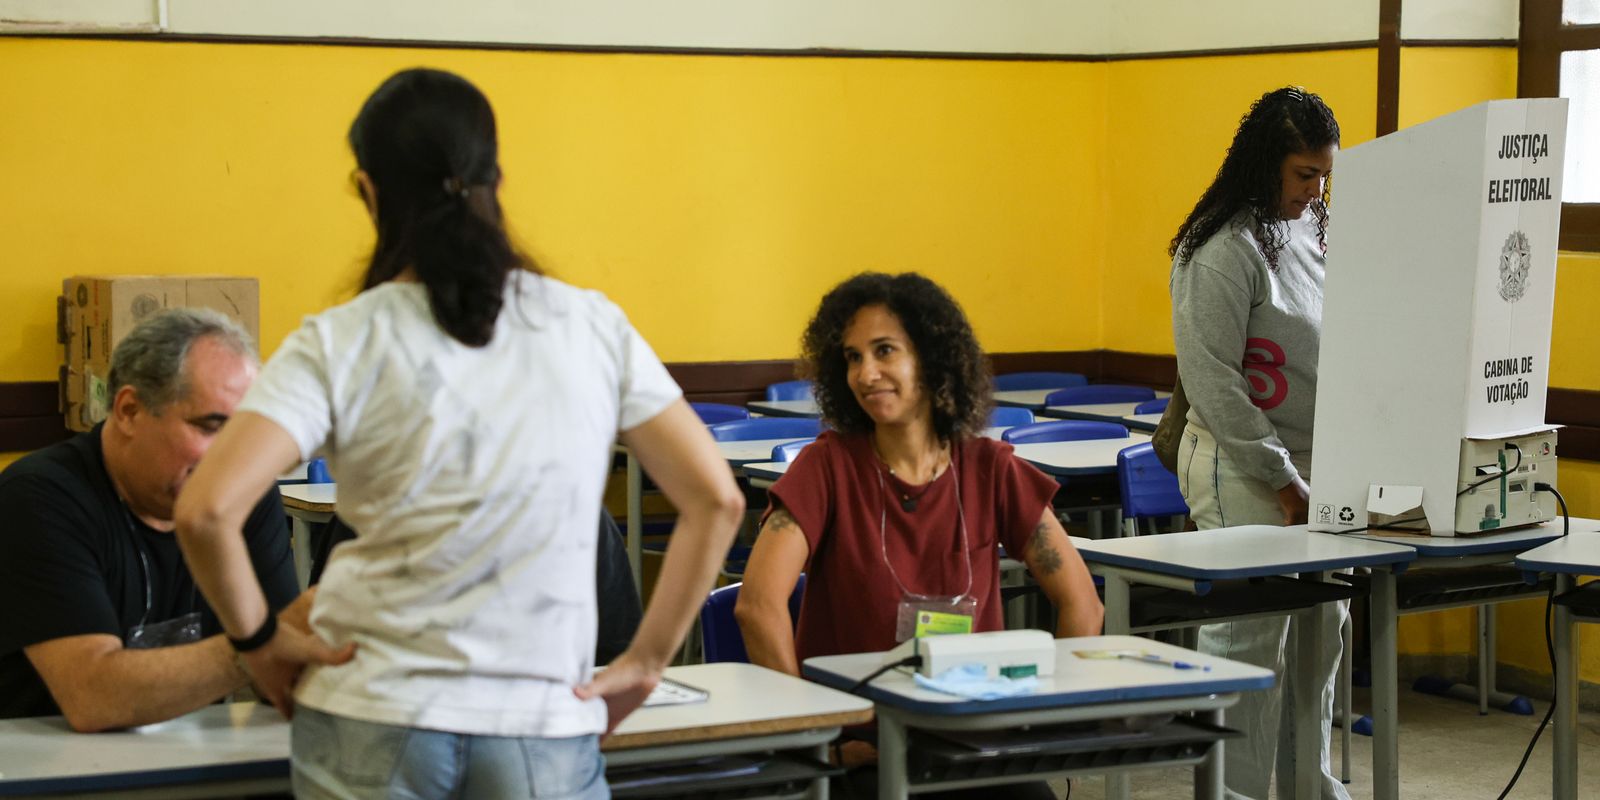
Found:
[0,0,1519,53]
[1402,0,1519,41]
[0,0,156,31]
[1105,1,1379,54]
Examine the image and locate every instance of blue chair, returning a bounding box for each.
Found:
[709,417,824,442]
[765,380,814,401]
[992,372,1088,391]
[1117,442,1187,536]
[988,407,1035,429]
[1002,420,1130,445]
[1044,385,1157,406]
[701,575,807,663]
[691,402,751,425]
[1133,397,1169,415]
[771,438,815,462]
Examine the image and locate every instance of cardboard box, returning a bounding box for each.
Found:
[59,275,259,431]
[1308,98,1566,535]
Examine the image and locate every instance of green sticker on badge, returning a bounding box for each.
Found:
[914,610,974,638]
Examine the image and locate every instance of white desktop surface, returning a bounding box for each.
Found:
[996,390,1170,411]
[715,438,812,467]
[1123,413,1164,431]
[278,482,337,511]
[1041,401,1146,420]
[991,389,1058,409]
[607,662,871,750]
[1010,434,1150,477]
[0,702,287,793]
[804,635,1271,715]
[745,399,820,418]
[1076,525,1416,580]
[1348,517,1597,557]
[1517,530,1600,575]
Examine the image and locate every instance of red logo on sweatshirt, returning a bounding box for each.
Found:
[1243,338,1288,410]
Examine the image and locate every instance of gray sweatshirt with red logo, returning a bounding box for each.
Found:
[1170,211,1325,490]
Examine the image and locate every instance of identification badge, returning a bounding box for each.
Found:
[125,611,203,650]
[895,594,977,642]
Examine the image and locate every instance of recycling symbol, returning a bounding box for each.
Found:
[1338,507,1356,524]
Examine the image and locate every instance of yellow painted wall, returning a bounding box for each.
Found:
[3,37,1596,679]
[1396,46,1518,130]
[1101,49,1378,356]
[0,37,1107,379]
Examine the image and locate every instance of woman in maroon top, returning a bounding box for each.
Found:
[736,271,1103,681]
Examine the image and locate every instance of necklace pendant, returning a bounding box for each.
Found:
[901,496,917,513]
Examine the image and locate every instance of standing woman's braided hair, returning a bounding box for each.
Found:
[1170,86,1340,271]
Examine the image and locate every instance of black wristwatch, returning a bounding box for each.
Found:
[228,614,278,653]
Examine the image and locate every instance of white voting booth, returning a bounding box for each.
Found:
[1310,98,1567,536]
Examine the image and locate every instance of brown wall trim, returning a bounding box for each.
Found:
[1377,0,1402,137]
[0,382,69,452]
[1399,38,1517,48]
[3,32,1381,64]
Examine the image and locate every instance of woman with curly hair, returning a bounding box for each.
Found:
[735,272,1101,795]
[1169,86,1343,800]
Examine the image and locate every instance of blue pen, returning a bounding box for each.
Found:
[1118,652,1211,671]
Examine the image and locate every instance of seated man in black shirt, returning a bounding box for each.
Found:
[0,309,301,729]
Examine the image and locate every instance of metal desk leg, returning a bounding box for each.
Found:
[810,743,831,800]
[626,449,643,591]
[1371,568,1400,800]
[289,515,312,591]
[1553,573,1578,800]
[1477,605,1491,715]
[1103,573,1131,636]
[877,710,910,800]
[1293,590,1322,800]
[1107,772,1132,800]
[1196,707,1225,800]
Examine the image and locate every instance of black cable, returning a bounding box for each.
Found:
[1495,483,1568,800]
[1335,516,1428,535]
[848,655,920,695]
[1339,444,1526,535]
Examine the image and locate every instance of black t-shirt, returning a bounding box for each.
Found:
[0,425,298,719]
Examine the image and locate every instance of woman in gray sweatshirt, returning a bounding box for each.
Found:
[1169,87,1344,800]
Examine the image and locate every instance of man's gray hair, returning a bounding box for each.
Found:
[106,308,257,413]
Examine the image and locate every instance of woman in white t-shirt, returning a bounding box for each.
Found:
[174,68,744,799]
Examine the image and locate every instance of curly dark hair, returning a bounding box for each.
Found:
[799,272,992,441]
[1170,86,1340,271]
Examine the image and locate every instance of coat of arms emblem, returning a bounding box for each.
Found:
[1498,230,1530,303]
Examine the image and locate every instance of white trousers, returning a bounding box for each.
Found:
[1178,423,1350,800]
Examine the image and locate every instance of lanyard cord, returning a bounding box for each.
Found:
[120,505,199,630]
[873,447,973,601]
[120,506,154,631]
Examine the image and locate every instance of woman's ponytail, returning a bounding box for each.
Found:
[350,69,536,347]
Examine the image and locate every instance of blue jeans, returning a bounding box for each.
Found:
[292,706,609,800]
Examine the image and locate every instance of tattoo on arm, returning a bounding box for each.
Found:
[765,508,797,535]
[1028,520,1063,577]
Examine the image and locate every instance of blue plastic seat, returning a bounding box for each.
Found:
[771,438,816,462]
[1133,397,1170,415]
[764,380,815,401]
[1044,385,1157,406]
[992,372,1088,391]
[708,417,824,442]
[691,402,752,425]
[1117,442,1188,536]
[988,407,1035,429]
[701,575,807,663]
[1002,420,1130,445]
